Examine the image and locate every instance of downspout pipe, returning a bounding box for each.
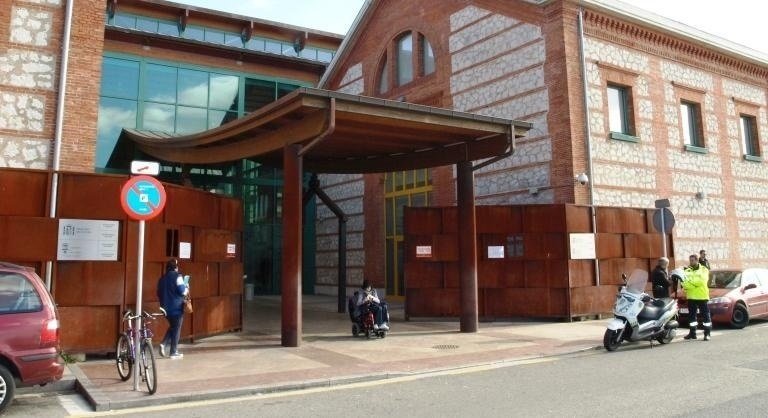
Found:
[578,7,600,287]
[45,0,75,290]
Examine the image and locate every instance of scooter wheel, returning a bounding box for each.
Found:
[603,329,622,351]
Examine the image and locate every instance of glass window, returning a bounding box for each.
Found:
[209,73,239,110]
[397,32,413,86]
[265,40,282,54]
[277,83,298,99]
[145,64,177,104]
[680,101,703,147]
[378,56,389,94]
[136,16,158,33]
[224,32,243,47]
[740,114,760,157]
[246,37,266,52]
[506,235,524,258]
[300,48,317,60]
[183,26,205,42]
[101,57,140,99]
[177,69,209,107]
[317,50,333,63]
[113,13,137,29]
[607,84,632,134]
[142,102,175,131]
[158,21,178,36]
[176,106,208,134]
[422,37,435,75]
[95,97,137,168]
[0,273,42,314]
[244,79,276,113]
[204,29,225,44]
[209,110,238,128]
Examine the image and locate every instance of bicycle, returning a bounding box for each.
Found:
[115,308,165,394]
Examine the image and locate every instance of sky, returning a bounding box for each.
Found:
[179,0,768,57]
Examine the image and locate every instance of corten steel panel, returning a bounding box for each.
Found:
[523,205,566,233]
[565,205,592,232]
[59,306,119,353]
[443,261,459,288]
[478,259,505,288]
[164,185,219,228]
[477,206,522,233]
[194,228,241,262]
[569,286,616,316]
[218,197,243,231]
[124,261,165,305]
[595,233,624,258]
[441,207,458,234]
[143,222,172,263]
[403,261,443,288]
[404,235,438,262]
[181,262,215,298]
[434,234,459,261]
[523,259,569,288]
[54,262,124,306]
[484,288,566,317]
[623,233,656,258]
[0,169,49,216]
[598,258,652,286]
[206,264,220,297]
[522,233,566,260]
[595,206,647,234]
[403,207,443,235]
[405,288,460,317]
[502,260,525,288]
[0,216,57,261]
[219,262,244,295]
[57,173,126,219]
[480,233,506,257]
[568,260,596,288]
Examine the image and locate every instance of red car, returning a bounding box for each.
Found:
[0,262,63,413]
[674,268,768,329]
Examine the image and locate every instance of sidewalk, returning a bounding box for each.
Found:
[69,295,608,411]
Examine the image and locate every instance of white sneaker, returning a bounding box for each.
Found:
[373,324,379,330]
[170,353,183,360]
[158,343,167,358]
[380,323,389,331]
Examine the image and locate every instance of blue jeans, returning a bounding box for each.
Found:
[162,314,183,354]
[368,302,389,326]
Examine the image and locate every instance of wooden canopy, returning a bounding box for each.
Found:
[117,87,531,173]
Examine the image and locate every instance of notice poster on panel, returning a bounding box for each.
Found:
[569,233,596,259]
[57,219,120,261]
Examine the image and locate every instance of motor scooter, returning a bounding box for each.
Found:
[603,269,679,351]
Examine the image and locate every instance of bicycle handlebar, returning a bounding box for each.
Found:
[122,309,167,322]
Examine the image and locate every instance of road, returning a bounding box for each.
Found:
[7,322,768,417]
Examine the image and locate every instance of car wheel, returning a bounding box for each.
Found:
[730,304,749,329]
[0,363,16,414]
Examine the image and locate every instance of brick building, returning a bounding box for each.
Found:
[317,0,768,298]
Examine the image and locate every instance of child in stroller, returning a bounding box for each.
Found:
[347,280,389,339]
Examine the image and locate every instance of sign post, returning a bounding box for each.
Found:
[653,199,674,258]
[120,174,166,391]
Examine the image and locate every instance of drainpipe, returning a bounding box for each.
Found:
[45,0,75,290]
[577,7,600,287]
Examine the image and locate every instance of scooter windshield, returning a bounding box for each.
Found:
[625,269,648,294]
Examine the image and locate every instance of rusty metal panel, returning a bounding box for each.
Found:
[565,204,592,232]
[596,233,624,258]
[218,197,243,231]
[522,233,566,260]
[57,173,126,220]
[501,260,525,288]
[443,261,459,288]
[403,261,442,288]
[194,228,241,262]
[568,260,595,287]
[219,262,244,295]
[623,233,655,258]
[164,185,219,228]
[478,259,504,288]
[477,206,522,233]
[403,206,443,235]
[523,205,566,233]
[59,306,119,353]
[570,286,615,316]
[124,261,165,305]
[0,169,49,216]
[54,262,124,306]
[405,288,459,317]
[598,258,652,285]
[524,260,569,288]
[596,206,647,233]
[404,235,436,262]
[485,288,566,317]
[441,207,458,233]
[0,216,57,261]
[434,234,458,261]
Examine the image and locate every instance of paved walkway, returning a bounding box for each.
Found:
[68,295,609,411]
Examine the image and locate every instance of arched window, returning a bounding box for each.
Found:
[378,56,389,94]
[422,36,435,76]
[396,32,413,86]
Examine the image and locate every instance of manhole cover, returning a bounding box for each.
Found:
[432,344,459,350]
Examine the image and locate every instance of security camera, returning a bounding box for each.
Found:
[576,173,589,186]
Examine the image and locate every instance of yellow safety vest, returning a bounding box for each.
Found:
[682,265,710,300]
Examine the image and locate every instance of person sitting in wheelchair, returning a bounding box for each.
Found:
[354,280,389,331]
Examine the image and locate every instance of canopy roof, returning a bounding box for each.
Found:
[115,87,531,174]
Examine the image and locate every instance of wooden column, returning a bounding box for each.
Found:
[282,144,302,347]
[456,160,478,332]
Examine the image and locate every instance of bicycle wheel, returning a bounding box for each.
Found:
[141,341,158,394]
[115,333,132,381]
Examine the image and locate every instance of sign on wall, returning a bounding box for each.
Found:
[569,233,596,260]
[487,246,505,259]
[57,219,120,261]
[416,245,432,258]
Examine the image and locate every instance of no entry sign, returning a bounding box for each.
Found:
[120,175,167,221]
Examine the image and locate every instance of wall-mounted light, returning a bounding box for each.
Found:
[695,190,706,200]
[575,172,589,186]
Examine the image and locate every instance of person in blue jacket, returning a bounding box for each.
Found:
[156,259,189,359]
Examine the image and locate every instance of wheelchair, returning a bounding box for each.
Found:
[347,291,388,339]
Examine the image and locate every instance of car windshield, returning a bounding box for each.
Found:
[709,271,741,289]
